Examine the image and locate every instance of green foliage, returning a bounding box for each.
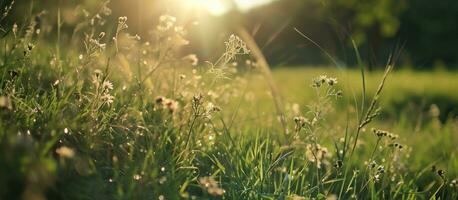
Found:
[322,0,407,44]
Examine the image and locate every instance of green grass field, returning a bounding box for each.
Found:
[1,7,458,200]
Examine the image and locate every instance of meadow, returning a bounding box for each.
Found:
[1,2,458,200]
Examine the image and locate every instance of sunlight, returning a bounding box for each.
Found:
[184,0,231,16]
[184,0,274,16]
[234,0,274,11]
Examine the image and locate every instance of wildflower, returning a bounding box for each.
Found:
[223,34,250,62]
[327,77,338,86]
[334,160,343,168]
[118,16,128,25]
[92,71,114,106]
[183,54,198,66]
[368,160,377,168]
[293,116,309,131]
[102,80,114,90]
[101,94,115,105]
[157,15,176,31]
[312,79,322,88]
[388,133,398,140]
[94,69,102,77]
[205,102,221,118]
[312,75,327,88]
[92,72,102,88]
[372,128,390,138]
[390,143,403,150]
[155,96,179,113]
[173,36,190,46]
[56,146,75,158]
[99,43,106,50]
[437,169,445,179]
[88,37,106,52]
[101,2,112,16]
[312,75,338,88]
[370,165,385,182]
[155,96,165,104]
[319,75,327,83]
[133,174,142,180]
[160,15,176,23]
[164,99,179,113]
[192,94,203,106]
[198,177,225,196]
[305,144,330,168]
[174,26,186,35]
[374,174,381,182]
[27,43,34,51]
[377,165,385,174]
[336,90,343,97]
[450,179,457,187]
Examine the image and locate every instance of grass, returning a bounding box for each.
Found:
[270,67,458,110]
[1,2,458,200]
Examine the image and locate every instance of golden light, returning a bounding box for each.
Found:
[184,0,230,16]
[234,0,275,12]
[184,0,275,16]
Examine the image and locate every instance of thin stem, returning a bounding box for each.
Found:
[350,64,393,156]
[236,26,288,135]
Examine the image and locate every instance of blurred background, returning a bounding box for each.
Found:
[2,0,458,121]
[4,0,458,70]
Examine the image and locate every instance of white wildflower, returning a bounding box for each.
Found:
[56,146,75,158]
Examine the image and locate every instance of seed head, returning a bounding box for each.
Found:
[118,16,127,24]
[199,177,225,196]
[327,77,338,86]
[437,169,445,178]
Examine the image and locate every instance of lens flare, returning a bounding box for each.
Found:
[234,0,274,12]
[184,0,274,16]
[184,0,230,16]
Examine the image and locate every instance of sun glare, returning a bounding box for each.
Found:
[184,0,230,16]
[184,0,274,16]
[234,0,274,11]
